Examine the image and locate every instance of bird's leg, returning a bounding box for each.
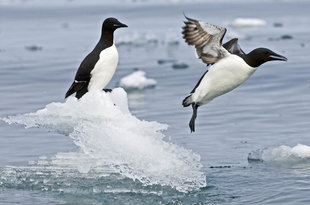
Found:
[103,88,112,92]
[189,103,199,133]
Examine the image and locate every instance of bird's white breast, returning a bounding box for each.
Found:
[192,54,257,104]
[88,44,119,90]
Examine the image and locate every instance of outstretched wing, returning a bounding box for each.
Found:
[223,38,245,56]
[182,16,228,65]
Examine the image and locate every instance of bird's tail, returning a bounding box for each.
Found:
[182,94,193,107]
[65,83,76,98]
[65,81,86,98]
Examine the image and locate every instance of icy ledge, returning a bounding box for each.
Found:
[2,88,206,192]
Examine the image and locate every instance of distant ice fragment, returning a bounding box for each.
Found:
[116,31,180,47]
[116,32,140,46]
[248,144,310,165]
[25,45,42,51]
[281,34,293,40]
[273,22,283,28]
[247,149,264,162]
[268,34,293,41]
[145,32,158,44]
[116,32,158,47]
[157,59,176,65]
[231,18,266,28]
[119,71,157,91]
[165,31,180,45]
[172,62,189,69]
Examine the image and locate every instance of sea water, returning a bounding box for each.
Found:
[0,0,310,204]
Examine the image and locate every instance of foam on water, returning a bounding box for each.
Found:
[248,144,310,165]
[119,71,157,91]
[2,88,206,192]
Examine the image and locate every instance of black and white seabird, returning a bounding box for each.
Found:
[65,18,127,99]
[182,16,287,132]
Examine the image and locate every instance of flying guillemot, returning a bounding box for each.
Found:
[65,18,127,99]
[182,16,287,132]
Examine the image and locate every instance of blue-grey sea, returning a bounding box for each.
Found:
[1,0,310,204]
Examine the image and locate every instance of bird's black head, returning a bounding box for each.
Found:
[246,48,287,67]
[102,18,127,31]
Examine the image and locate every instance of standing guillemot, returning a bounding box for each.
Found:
[65,18,127,99]
[182,16,287,132]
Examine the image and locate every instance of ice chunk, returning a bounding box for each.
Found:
[116,32,158,47]
[165,31,180,45]
[231,18,266,28]
[25,45,42,51]
[172,62,189,69]
[119,71,156,91]
[2,88,206,192]
[248,144,310,165]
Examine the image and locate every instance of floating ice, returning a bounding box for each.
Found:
[248,144,310,165]
[281,34,293,40]
[116,31,180,47]
[116,32,158,47]
[273,22,283,28]
[231,18,266,28]
[116,32,140,46]
[165,31,180,45]
[2,88,206,192]
[157,59,176,65]
[172,62,189,69]
[25,45,43,51]
[119,71,157,91]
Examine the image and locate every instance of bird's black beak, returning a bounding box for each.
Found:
[269,52,287,61]
[114,22,128,28]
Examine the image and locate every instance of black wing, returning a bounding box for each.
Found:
[65,48,100,98]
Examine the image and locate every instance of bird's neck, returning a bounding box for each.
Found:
[99,29,114,48]
[243,51,264,68]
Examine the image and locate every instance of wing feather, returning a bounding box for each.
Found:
[182,15,228,65]
[222,38,245,56]
[65,48,99,98]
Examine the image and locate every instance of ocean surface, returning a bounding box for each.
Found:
[1,0,310,204]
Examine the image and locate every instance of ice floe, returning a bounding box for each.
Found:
[119,71,157,91]
[2,88,206,192]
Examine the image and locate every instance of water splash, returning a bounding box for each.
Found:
[2,88,206,192]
